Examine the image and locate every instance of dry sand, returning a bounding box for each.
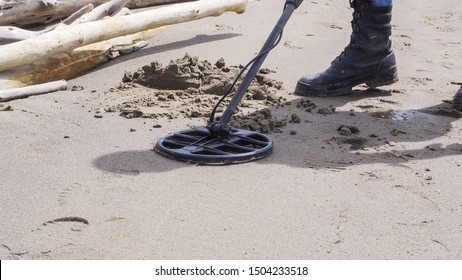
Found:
[1,0,461,259]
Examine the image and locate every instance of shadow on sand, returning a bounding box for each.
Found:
[93,88,462,174]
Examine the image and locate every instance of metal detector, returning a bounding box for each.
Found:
[155,0,304,164]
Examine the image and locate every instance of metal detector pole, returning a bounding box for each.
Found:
[208,0,304,137]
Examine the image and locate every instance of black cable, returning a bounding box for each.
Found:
[208,29,284,124]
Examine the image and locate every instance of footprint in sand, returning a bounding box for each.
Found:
[33,217,89,233]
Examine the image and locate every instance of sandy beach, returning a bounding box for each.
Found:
[1,0,461,259]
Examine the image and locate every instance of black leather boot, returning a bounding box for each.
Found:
[295,0,398,97]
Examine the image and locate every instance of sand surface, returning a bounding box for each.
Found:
[1,0,461,259]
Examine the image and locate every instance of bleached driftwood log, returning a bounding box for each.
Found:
[0,0,135,44]
[0,0,248,72]
[0,28,164,90]
[0,4,94,44]
[0,0,195,27]
[0,80,68,102]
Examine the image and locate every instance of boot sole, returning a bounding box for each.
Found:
[295,67,399,97]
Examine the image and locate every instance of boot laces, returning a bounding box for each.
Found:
[333,1,363,64]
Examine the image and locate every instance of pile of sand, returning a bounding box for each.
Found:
[105,54,294,132]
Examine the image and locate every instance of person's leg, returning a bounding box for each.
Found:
[295,0,398,97]
[371,0,393,6]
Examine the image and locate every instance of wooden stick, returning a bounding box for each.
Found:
[75,0,130,24]
[61,4,95,25]
[0,80,68,102]
[0,0,248,72]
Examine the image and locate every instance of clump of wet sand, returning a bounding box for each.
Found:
[0,104,13,111]
[229,108,287,133]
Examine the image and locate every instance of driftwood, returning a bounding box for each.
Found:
[0,4,95,44]
[0,0,248,101]
[63,4,95,25]
[0,27,164,89]
[0,0,248,73]
[0,80,68,102]
[0,0,136,44]
[0,0,196,27]
[75,0,129,24]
